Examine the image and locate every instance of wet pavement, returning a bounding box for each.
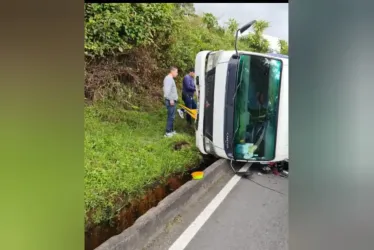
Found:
[145,166,288,250]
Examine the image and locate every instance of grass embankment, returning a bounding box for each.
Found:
[84,102,201,228]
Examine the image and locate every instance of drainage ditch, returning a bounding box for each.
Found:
[85,155,217,250]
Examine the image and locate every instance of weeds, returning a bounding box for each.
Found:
[84,103,200,227]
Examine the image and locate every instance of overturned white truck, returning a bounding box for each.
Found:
[193,21,288,170]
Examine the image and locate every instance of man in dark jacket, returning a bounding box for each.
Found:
[177,68,197,125]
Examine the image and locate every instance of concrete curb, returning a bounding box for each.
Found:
[96,159,231,250]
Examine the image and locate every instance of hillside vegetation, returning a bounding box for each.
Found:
[84,3,288,227]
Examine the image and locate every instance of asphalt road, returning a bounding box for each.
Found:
[145,166,288,250]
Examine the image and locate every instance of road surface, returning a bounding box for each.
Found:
[144,164,288,250]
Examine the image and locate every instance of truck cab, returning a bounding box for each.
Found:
[194,50,288,163]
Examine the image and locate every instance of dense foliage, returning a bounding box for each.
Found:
[84,3,288,105]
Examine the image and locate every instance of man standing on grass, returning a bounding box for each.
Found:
[163,66,179,137]
[177,68,197,125]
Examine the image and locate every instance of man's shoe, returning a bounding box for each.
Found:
[164,132,174,138]
[177,109,184,119]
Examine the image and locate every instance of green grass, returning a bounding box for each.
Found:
[84,102,201,227]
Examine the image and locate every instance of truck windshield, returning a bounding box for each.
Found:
[233,54,282,161]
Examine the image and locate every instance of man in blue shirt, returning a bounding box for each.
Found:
[177,68,197,125]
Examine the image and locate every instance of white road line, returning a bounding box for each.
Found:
[168,163,250,250]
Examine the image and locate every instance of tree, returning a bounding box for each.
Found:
[174,3,196,16]
[202,13,218,30]
[84,3,176,57]
[247,20,270,53]
[278,39,288,55]
[226,18,239,35]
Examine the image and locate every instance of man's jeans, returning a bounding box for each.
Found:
[165,99,176,133]
[182,92,197,124]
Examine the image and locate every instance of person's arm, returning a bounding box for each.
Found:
[166,78,176,106]
[164,77,173,100]
[186,77,196,92]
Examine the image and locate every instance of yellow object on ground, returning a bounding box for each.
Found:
[179,104,198,120]
[191,171,204,180]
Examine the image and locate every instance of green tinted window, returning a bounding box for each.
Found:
[233,54,282,161]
